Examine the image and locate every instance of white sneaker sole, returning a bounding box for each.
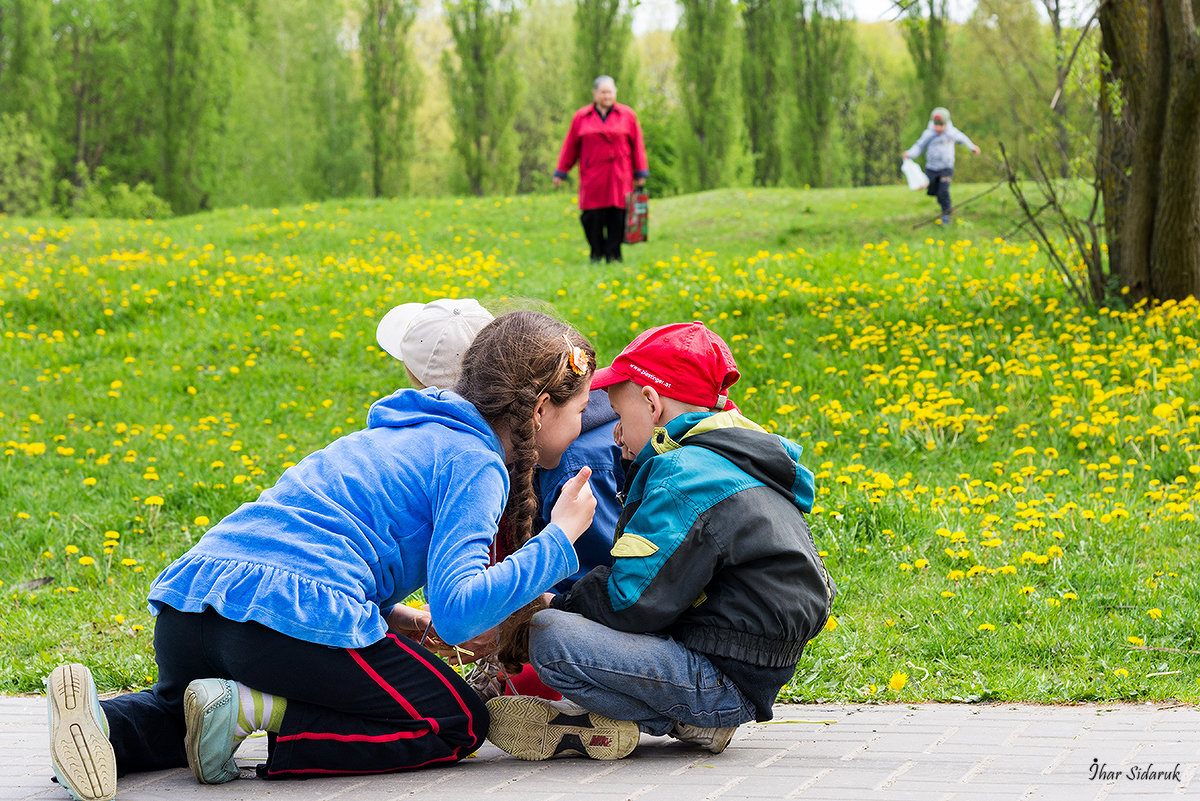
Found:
[47,664,116,801]
[486,696,640,761]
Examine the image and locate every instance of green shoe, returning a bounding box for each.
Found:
[46,663,116,801]
[183,678,242,784]
[486,696,640,761]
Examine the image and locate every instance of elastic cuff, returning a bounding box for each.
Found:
[553,170,569,180]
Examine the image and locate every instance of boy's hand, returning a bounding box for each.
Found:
[972,145,981,155]
[550,466,596,542]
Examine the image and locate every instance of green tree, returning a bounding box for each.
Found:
[675,0,742,191]
[0,113,52,214]
[740,0,784,186]
[959,0,1055,180]
[785,0,852,186]
[572,0,634,103]
[442,0,522,196]
[0,0,58,138]
[841,22,913,187]
[901,0,948,116]
[154,0,229,213]
[361,0,421,197]
[636,28,681,196]
[51,0,156,191]
[213,0,365,206]
[512,0,576,193]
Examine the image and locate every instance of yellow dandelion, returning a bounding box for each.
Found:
[888,672,908,692]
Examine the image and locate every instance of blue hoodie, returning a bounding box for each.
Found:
[147,388,579,648]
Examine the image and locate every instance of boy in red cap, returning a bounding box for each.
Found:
[486,321,836,760]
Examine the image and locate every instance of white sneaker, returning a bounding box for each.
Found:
[46,664,116,801]
[486,696,640,760]
[671,721,737,754]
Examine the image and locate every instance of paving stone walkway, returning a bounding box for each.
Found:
[5,697,1197,800]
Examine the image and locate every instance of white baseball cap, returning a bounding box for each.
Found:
[376,298,494,388]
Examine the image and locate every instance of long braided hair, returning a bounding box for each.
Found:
[454,310,595,554]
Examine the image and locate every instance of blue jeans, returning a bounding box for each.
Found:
[925,167,954,213]
[528,609,757,736]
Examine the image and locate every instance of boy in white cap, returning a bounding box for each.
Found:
[376,298,495,388]
[903,107,981,225]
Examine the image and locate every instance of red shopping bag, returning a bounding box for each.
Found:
[624,189,649,244]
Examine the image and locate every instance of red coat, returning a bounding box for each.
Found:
[555,103,649,210]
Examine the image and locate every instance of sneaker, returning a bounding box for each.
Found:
[486,696,639,761]
[940,213,952,225]
[183,678,242,784]
[671,721,737,754]
[46,664,116,801]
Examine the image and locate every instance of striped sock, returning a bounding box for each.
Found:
[233,683,288,739]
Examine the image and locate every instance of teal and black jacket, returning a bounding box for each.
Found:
[552,410,835,718]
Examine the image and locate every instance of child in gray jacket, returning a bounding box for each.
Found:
[903,106,981,225]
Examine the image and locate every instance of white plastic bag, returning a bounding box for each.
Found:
[901,158,929,191]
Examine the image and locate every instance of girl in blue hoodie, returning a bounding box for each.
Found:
[45,311,598,800]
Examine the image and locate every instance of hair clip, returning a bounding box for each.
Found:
[564,334,589,375]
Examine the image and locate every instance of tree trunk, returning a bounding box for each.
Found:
[1098,0,1200,303]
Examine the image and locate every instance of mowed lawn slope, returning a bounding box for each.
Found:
[2,185,1197,702]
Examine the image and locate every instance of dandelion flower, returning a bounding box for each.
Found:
[888,672,908,692]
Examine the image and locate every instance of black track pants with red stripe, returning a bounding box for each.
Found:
[101,605,488,777]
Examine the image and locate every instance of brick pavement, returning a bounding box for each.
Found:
[5,697,1197,800]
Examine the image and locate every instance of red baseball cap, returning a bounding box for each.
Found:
[592,321,740,409]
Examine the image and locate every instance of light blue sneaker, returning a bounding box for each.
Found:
[183,678,242,784]
[46,663,116,801]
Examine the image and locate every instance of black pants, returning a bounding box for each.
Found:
[101,606,487,778]
[926,168,954,214]
[581,207,626,262]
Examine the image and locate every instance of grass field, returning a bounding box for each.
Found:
[2,184,1197,702]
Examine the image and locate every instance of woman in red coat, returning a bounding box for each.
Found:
[553,76,649,263]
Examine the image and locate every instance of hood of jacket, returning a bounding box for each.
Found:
[366,387,503,452]
[632,410,815,515]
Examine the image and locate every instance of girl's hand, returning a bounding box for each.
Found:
[550,466,596,542]
[387,604,497,663]
[387,604,431,639]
